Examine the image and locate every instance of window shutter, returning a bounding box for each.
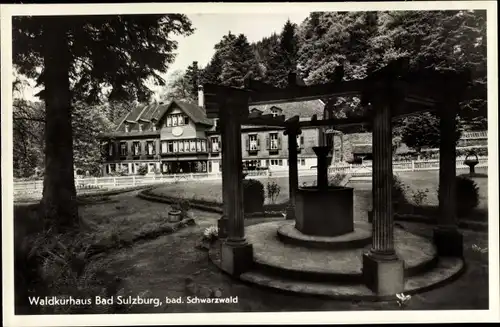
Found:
[245,135,249,151]
[266,135,270,150]
[300,136,304,147]
[278,136,282,150]
[208,138,212,152]
[257,137,260,149]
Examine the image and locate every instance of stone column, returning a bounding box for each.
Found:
[284,125,301,220]
[362,96,404,296]
[312,146,331,190]
[434,97,463,257]
[219,94,253,276]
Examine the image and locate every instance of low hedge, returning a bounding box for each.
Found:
[141,188,287,218]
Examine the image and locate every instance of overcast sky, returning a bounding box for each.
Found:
[18,13,310,102]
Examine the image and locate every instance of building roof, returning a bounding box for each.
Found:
[116,100,213,131]
[241,99,325,130]
[249,100,324,120]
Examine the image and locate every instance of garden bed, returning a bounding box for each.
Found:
[140,188,287,218]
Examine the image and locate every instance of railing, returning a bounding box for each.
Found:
[462,130,488,139]
[13,157,489,196]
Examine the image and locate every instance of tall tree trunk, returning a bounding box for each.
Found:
[40,17,79,231]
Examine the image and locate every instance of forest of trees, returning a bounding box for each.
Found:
[13,11,487,229]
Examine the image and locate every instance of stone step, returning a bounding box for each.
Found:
[239,256,464,301]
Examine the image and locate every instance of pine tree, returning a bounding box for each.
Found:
[266,20,299,88]
[13,15,193,230]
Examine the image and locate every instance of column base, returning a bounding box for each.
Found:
[221,241,254,276]
[362,251,404,296]
[433,227,463,258]
[217,216,228,239]
[285,204,296,220]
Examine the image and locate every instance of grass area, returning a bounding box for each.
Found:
[153,169,489,221]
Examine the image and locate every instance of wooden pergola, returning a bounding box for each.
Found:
[203,58,473,295]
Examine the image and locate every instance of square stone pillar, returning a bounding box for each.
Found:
[434,97,463,257]
[362,97,404,296]
[218,93,253,276]
[284,123,301,220]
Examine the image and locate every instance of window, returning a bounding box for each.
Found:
[190,140,196,152]
[211,137,219,152]
[133,142,140,155]
[184,140,190,152]
[179,141,184,152]
[152,125,156,131]
[270,133,279,150]
[173,141,178,153]
[168,141,174,153]
[301,159,306,166]
[279,159,283,166]
[120,142,127,156]
[201,140,206,152]
[139,124,143,132]
[167,116,172,127]
[184,116,189,125]
[196,140,201,152]
[125,124,129,133]
[161,141,168,154]
[147,141,155,155]
[249,134,259,151]
[172,115,178,126]
[108,143,114,156]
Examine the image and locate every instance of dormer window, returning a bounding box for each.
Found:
[152,125,156,131]
[125,124,129,133]
[272,112,278,117]
[139,123,143,132]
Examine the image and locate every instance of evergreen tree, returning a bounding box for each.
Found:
[266,20,299,88]
[13,14,193,230]
[184,61,199,101]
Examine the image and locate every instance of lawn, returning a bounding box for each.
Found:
[152,168,489,212]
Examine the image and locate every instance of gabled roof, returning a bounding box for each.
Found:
[242,99,325,130]
[249,100,324,121]
[116,100,213,131]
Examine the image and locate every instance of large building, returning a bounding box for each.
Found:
[98,90,329,176]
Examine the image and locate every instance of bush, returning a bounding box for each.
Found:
[329,173,347,187]
[454,176,480,217]
[392,174,410,210]
[243,179,265,213]
[137,165,148,176]
[266,181,281,204]
[171,199,191,219]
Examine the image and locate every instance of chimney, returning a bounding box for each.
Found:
[198,84,204,108]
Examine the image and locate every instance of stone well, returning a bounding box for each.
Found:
[295,186,354,237]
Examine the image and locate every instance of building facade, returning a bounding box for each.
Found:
[98,92,327,175]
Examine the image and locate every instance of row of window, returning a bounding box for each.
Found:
[111,138,215,157]
[243,158,307,168]
[165,114,190,127]
[246,133,305,152]
[122,114,191,133]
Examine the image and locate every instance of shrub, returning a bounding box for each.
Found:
[454,176,480,217]
[171,199,191,219]
[243,179,265,213]
[411,188,429,206]
[266,181,281,204]
[137,165,148,176]
[202,225,219,243]
[392,174,410,210]
[329,173,347,187]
